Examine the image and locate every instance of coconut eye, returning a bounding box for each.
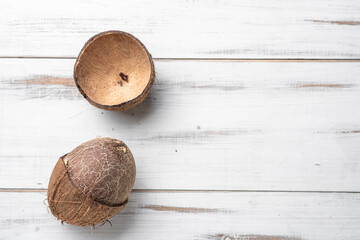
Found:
[119,72,129,82]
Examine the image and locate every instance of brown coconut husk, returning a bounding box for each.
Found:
[47,138,136,226]
[48,156,127,226]
[74,31,155,111]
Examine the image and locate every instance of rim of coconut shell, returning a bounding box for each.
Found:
[73,30,155,111]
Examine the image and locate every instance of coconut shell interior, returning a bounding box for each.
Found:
[74,31,154,110]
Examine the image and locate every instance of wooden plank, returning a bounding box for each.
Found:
[0,0,360,59]
[1,191,360,239]
[1,59,360,191]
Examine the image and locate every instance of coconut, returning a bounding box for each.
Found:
[74,31,155,111]
[47,137,136,226]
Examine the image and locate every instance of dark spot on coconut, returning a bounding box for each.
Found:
[119,72,128,82]
[117,80,123,86]
[175,150,178,152]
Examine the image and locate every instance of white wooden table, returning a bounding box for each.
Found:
[1,1,360,239]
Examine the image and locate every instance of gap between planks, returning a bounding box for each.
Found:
[0,56,360,62]
[1,188,360,194]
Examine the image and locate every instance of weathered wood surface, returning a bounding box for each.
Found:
[0,0,360,58]
[1,191,360,240]
[1,0,360,237]
[0,59,359,191]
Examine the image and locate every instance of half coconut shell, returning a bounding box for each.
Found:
[74,31,155,111]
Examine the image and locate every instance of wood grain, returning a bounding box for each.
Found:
[0,0,360,59]
[141,205,219,213]
[0,58,360,191]
[14,76,74,87]
[309,20,360,26]
[1,191,360,239]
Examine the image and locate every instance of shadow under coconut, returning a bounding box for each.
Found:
[60,194,139,239]
[101,89,161,127]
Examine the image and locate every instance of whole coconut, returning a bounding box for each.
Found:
[47,137,136,226]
